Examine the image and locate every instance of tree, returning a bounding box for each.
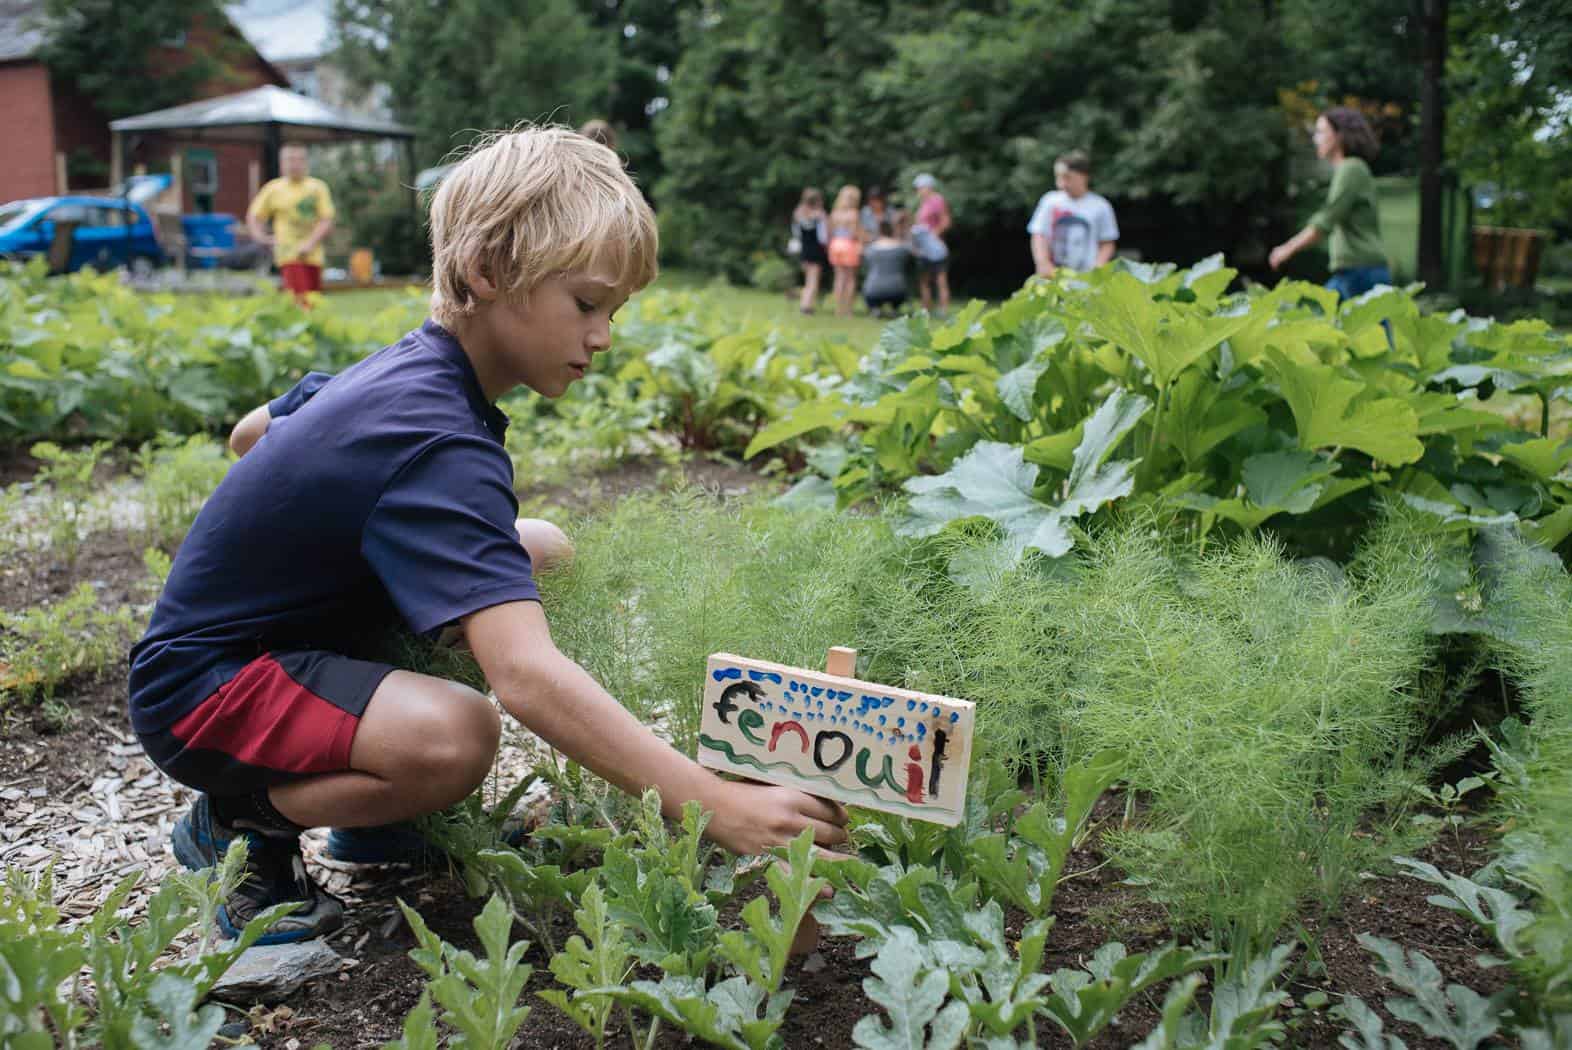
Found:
[37,0,239,119]
[1447,0,1572,233]
[1418,0,1447,286]
[583,0,702,193]
[334,0,618,168]
[657,0,1297,286]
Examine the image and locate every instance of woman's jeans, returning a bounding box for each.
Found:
[1326,264,1392,301]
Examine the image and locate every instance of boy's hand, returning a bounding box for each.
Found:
[705,780,849,858]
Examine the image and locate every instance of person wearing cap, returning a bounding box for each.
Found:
[1027,150,1119,278]
[909,173,952,315]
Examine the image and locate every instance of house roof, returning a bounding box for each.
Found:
[0,0,49,63]
[224,0,332,65]
[109,84,411,142]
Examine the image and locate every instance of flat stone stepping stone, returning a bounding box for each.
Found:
[208,940,342,1003]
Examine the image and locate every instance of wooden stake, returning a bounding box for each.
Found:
[825,646,857,678]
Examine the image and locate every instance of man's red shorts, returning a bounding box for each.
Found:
[137,650,393,796]
[280,262,323,296]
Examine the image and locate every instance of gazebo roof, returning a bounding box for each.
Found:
[109,84,412,144]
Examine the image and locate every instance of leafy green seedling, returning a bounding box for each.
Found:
[0,864,88,1048]
[0,583,138,707]
[719,828,826,993]
[595,974,791,1050]
[1040,941,1222,1047]
[30,439,110,567]
[381,991,440,1050]
[1334,995,1408,1050]
[468,848,593,955]
[538,882,634,1050]
[401,894,533,1050]
[124,973,226,1050]
[1357,935,1502,1050]
[851,927,970,1050]
[600,843,719,977]
[965,750,1122,918]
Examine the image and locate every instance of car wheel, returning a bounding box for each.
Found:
[129,255,157,278]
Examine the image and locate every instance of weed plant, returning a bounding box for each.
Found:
[0,582,138,714]
[29,440,110,567]
[0,483,24,563]
[1477,530,1572,1017]
[1051,518,1445,946]
[540,490,932,752]
[132,433,231,549]
[853,511,1463,948]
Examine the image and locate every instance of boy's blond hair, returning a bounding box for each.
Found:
[429,125,658,328]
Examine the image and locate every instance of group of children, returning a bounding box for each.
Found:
[790,174,954,318]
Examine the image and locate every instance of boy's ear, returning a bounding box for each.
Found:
[466,262,500,303]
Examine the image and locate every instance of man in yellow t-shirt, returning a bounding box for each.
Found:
[247,144,335,304]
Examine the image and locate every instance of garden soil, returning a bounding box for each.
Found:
[0,457,1511,1049]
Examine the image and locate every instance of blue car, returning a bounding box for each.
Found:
[0,191,165,274]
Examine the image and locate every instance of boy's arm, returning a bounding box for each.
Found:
[230,370,337,456]
[463,599,850,856]
[230,404,271,456]
[245,184,275,246]
[1030,233,1054,277]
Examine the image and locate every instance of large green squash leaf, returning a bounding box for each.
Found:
[1083,273,1249,389]
[1265,348,1423,464]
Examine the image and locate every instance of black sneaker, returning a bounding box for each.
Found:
[172,794,344,944]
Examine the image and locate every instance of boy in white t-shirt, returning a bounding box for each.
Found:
[1027,150,1119,277]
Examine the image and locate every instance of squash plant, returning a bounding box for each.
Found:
[748,258,1572,575]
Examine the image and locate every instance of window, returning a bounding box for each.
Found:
[186,150,219,195]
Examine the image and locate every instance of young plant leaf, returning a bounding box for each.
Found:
[852,927,970,1050]
[538,882,631,1045]
[1265,348,1424,465]
[1358,934,1502,1049]
[1335,994,1408,1050]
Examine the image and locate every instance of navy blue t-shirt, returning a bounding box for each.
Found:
[128,320,539,734]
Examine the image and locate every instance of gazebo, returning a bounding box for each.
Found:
[108,84,415,191]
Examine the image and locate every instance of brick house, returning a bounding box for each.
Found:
[0,0,289,215]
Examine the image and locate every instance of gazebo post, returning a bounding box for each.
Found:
[263,123,282,182]
[405,138,418,219]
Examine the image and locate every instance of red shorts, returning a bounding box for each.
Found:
[280,262,323,295]
[138,651,393,796]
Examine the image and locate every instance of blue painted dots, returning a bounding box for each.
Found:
[916,724,927,738]
[897,717,905,728]
[950,712,960,723]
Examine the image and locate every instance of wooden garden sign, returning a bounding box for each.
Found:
[697,647,975,826]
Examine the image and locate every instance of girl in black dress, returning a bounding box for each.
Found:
[792,187,828,314]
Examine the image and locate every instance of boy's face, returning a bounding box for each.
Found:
[466,266,629,400]
[1055,164,1089,197]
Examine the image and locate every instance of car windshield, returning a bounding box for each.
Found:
[0,201,44,232]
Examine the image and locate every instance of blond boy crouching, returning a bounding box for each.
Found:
[130,126,848,943]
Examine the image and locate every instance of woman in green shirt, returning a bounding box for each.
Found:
[1269,107,1391,299]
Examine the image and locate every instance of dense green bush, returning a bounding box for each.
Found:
[0,260,417,443]
[750,258,1572,577]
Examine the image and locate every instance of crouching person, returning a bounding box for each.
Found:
[128,125,849,944]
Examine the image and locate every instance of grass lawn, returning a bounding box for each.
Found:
[314,268,890,349]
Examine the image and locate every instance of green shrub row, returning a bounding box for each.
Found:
[0,259,423,443]
[747,258,1572,574]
